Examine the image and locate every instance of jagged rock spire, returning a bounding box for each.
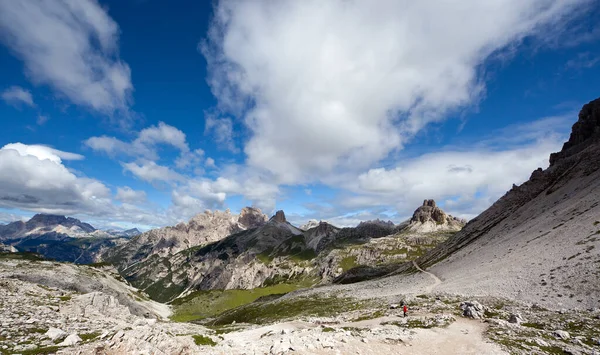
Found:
[271,210,287,223]
[549,97,600,165]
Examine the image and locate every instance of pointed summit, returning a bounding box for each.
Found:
[270,210,287,223]
[407,199,465,232]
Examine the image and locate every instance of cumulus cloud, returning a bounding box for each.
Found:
[0,0,132,117]
[122,161,183,183]
[115,186,147,204]
[85,122,193,161]
[1,86,34,107]
[0,143,110,214]
[137,122,190,153]
[84,136,132,157]
[203,0,590,184]
[86,122,210,181]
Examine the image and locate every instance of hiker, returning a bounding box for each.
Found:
[403,304,408,317]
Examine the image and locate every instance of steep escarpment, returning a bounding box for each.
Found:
[410,97,600,309]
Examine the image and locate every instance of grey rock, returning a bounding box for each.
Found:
[58,333,82,346]
[45,327,66,341]
[507,313,524,324]
[460,301,486,319]
[554,330,570,340]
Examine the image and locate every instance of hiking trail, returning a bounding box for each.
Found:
[413,260,442,293]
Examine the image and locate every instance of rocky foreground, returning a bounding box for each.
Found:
[2,253,600,354]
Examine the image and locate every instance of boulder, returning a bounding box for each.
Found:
[59,333,82,346]
[508,313,524,324]
[554,330,570,340]
[45,327,66,341]
[460,301,486,319]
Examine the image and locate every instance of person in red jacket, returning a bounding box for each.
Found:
[403,304,408,317]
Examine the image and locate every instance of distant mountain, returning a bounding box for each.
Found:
[0,214,130,263]
[104,228,142,238]
[0,214,96,242]
[0,243,18,253]
[300,219,322,230]
[104,207,268,272]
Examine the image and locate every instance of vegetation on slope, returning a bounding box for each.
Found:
[170,278,317,322]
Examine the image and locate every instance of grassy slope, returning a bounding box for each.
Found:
[170,278,317,322]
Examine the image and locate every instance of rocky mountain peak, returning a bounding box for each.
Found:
[411,200,446,224]
[270,210,287,223]
[238,207,268,229]
[25,214,95,233]
[549,97,600,165]
[422,199,437,208]
[406,199,465,233]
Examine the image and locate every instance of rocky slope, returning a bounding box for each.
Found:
[116,204,462,305]
[0,214,130,263]
[333,97,600,311]
[104,207,268,270]
[413,97,600,310]
[0,253,215,354]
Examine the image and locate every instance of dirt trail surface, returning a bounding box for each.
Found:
[413,260,441,293]
[211,317,507,355]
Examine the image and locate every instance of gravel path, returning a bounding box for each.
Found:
[413,260,441,293]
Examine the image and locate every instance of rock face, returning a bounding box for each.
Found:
[271,210,287,223]
[406,200,466,233]
[118,204,462,303]
[105,207,268,271]
[410,97,600,309]
[549,97,600,165]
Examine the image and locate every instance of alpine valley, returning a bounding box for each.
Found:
[2,98,600,354]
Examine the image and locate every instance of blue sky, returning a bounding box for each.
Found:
[0,0,599,230]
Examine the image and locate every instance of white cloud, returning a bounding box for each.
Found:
[204,114,237,152]
[115,186,147,204]
[0,0,132,117]
[122,161,183,183]
[85,122,197,163]
[175,149,204,169]
[3,142,83,163]
[137,121,190,153]
[84,136,132,157]
[203,0,590,184]
[0,143,110,214]
[1,86,34,107]
[356,140,559,199]
[205,157,216,168]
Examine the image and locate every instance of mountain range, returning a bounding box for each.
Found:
[104,203,463,302]
[1,97,600,354]
[0,214,140,263]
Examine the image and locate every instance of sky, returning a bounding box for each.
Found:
[0,0,599,230]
